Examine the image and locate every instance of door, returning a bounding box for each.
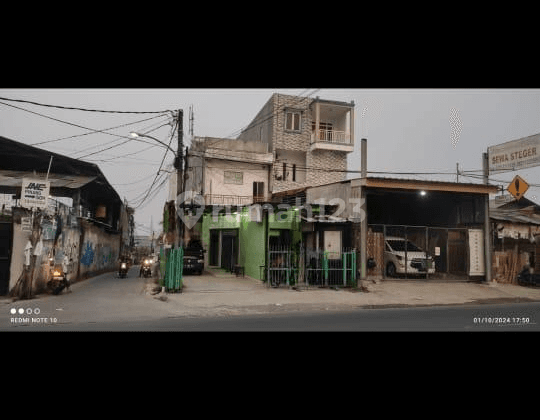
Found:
[221,230,237,272]
[209,230,219,266]
[0,222,12,295]
[449,230,468,274]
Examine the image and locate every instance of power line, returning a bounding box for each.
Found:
[0,95,173,114]
[132,118,179,209]
[30,113,170,146]
[0,100,168,149]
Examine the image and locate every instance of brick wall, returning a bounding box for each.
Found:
[273,94,347,191]
[273,94,312,151]
[238,93,350,193]
[306,149,347,186]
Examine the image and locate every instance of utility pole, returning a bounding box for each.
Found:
[360,138,367,281]
[177,110,184,247]
[189,105,194,137]
[483,152,492,284]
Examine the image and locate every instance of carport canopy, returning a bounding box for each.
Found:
[352,177,499,227]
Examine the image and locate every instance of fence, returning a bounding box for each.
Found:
[367,224,469,279]
[266,243,357,288]
[160,247,184,292]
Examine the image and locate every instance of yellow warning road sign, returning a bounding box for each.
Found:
[507,175,529,200]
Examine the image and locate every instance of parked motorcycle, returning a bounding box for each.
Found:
[517,266,540,287]
[47,265,71,295]
[141,259,152,278]
[118,261,128,278]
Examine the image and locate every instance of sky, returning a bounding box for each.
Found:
[1,88,540,237]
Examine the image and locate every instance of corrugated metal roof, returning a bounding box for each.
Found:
[490,208,540,225]
[0,170,95,189]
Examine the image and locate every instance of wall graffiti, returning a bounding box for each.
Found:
[80,241,95,266]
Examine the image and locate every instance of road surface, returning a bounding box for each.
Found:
[2,266,539,331]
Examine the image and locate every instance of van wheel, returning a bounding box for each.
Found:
[386,262,396,277]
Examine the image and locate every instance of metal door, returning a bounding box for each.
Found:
[221,231,237,272]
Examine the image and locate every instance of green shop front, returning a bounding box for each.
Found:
[201,207,301,280]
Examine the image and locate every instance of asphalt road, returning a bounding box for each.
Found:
[2,266,539,331]
[7,302,539,331]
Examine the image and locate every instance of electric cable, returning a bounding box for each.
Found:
[30,113,170,146]
[0,95,173,114]
[131,118,178,209]
[0,100,169,149]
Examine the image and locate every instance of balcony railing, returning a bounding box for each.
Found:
[204,194,267,206]
[311,129,351,144]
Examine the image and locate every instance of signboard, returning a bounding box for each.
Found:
[488,133,540,172]
[20,178,50,209]
[468,229,485,276]
[21,217,32,232]
[324,230,342,258]
[507,175,529,200]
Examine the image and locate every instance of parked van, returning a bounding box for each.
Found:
[384,236,435,277]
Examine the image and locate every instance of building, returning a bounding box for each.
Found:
[272,176,499,283]
[0,135,131,296]
[237,93,355,193]
[180,93,356,275]
[489,196,540,283]
[186,136,273,206]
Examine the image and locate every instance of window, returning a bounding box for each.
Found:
[285,111,301,131]
[224,171,243,185]
[292,164,296,182]
[312,121,334,132]
[253,182,264,202]
[283,163,287,181]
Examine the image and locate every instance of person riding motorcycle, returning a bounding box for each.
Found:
[139,257,153,277]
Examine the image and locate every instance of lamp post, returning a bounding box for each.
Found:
[130,110,184,248]
[129,132,176,154]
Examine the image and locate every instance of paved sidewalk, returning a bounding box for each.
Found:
[146,270,540,318]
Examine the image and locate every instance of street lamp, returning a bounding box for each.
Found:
[129,132,176,154]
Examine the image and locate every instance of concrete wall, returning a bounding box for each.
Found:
[8,205,120,294]
[205,158,270,203]
[10,205,82,293]
[78,220,120,279]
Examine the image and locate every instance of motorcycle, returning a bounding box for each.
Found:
[118,261,128,278]
[517,266,540,286]
[141,259,152,278]
[47,265,71,295]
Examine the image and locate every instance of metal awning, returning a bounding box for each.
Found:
[0,170,96,190]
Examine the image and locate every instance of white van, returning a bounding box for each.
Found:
[384,236,435,277]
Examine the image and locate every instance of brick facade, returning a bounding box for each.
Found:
[239,93,352,194]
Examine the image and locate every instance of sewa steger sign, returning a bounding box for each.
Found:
[488,133,540,172]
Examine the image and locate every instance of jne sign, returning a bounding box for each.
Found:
[488,133,540,172]
[20,178,50,209]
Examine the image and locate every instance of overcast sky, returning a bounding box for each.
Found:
[1,88,540,236]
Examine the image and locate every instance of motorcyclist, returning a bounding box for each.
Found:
[139,257,152,277]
